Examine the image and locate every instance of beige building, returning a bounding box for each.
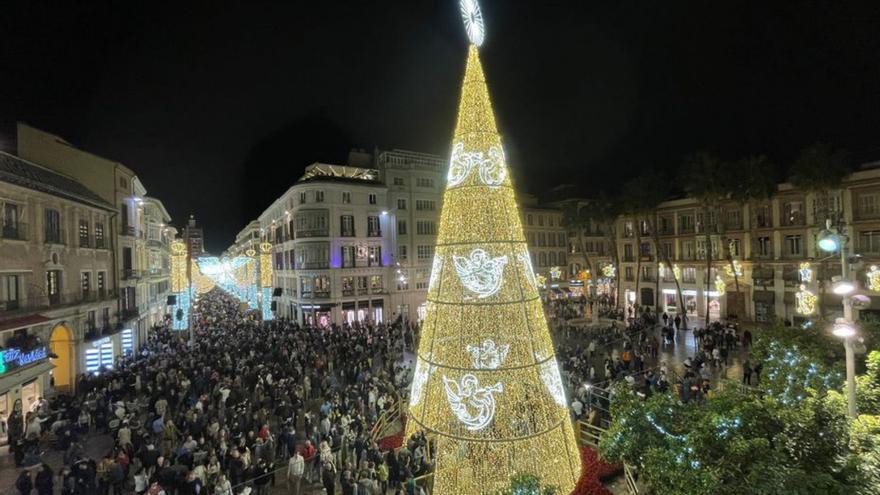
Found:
[521,194,569,285]
[16,123,173,346]
[611,165,880,323]
[0,151,117,425]
[143,198,175,327]
[227,220,261,258]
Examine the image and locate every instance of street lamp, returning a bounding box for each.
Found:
[817,219,858,418]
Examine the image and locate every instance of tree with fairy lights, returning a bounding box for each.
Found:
[405,1,581,493]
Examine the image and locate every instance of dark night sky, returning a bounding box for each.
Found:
[2,1,879,252]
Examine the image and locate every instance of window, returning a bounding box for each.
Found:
[859,193,880,219]
[342,246,356,268]
[537,216,544,227]
[624,267,634,281]
[398,245,408,261]
[47,270,61,304]
[417,245,434,260]
[2,203,20,239]
[97,271,106,296]
[539,252,547,266]
[538,232,546,247]
[783,201,804,226]
[1,274,20,310]
[549,217,555,227]
[639,242,651,257]
[393,177,405,186]
[548,234,556,247]
[682,241,696,260]
[682,267,696,283]
[785,235,801,256]
[397,220,407,235]
[641,266,654,281]
[44,208,61,244]
[527,214,533,226]
[558,233,566,246]
[724,208,742,230]
[623,244,634,262]
[661,242,673,260]
[397,199,407,210]
[659,216,673,234]
[754,204,772,228]
[757,236,772,257]
[95,222,105,248]
[340,215,355,237]
[102,307,110,326]
[416,221,437,235]
[79,219,90,247]
[859,231,880,254]
[342,192,351,204]
[367,216,381,237]
[371,275,383,291]
[342,276,354,295]
[81,272,91,296]
[315,191,324,203]
[624,221,634,237]
[123,247,133,271]
[368,246,382,266]
[299,192,306,204]
[417,177,434,188]
[416,200,435,211]
[369,194,377,205]
[728,239,741,257]
[678,214,694,233]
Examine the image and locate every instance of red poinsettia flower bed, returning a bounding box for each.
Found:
[377,430,405,450]
[570,446,621,495]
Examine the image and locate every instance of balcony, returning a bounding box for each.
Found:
[44,229,65,245]
[121,225,136,237]
[146,238,164,248]
[0,289,118,316]
[122,269,141,280]
[120,307,140,321]
[1,222,28,241]
[368,230,382,238]
[342,289,355,296]
[296,229,329,238]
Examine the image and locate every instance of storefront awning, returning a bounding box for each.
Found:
[0,360,54,396]
[0,314,51,333]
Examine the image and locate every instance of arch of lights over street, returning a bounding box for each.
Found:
[169,241,274,330]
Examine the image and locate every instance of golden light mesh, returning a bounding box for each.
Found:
[406,44,581,494]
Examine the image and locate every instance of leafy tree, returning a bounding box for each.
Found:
[790,142,850,224]
[561,200,594,274]
[856,351,880,415]
[582,193,623,309]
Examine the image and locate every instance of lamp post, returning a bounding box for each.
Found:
[817,220,858,418]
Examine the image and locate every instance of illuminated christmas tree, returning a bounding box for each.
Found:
[405,2,582,493]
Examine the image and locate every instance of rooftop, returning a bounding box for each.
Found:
[0,151,114,210]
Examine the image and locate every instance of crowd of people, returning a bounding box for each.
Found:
[9,288,432,495]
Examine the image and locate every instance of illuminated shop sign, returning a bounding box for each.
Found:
[0,346,49,375]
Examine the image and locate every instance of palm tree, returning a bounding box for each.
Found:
[727,155,778,294]
[583,194,622,309]
[622,172,686,326]
[561,200,594,275]
[682,152,729,327]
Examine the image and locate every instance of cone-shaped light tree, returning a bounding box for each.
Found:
[405,2,582,493]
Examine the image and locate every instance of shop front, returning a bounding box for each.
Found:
[706,290,722,321]
[682,290,699,319]
[83,336,117,375]
[340,299,385,325]
[302,304,335,327]
[753,290,775,323]
[662,289,678,315]
[1,344,53,444]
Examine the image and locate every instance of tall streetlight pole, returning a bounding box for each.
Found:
[818,219,858,418]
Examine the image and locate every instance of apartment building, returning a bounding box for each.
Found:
[521,194,569,285]
[16,123,173,347]
[613,165,880,323]
[143,198,174,328]
[252,149,445,326]
[0,151,117,416]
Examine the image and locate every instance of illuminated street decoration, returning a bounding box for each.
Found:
[796,284,817,315]
[442,374,503,431]
[867,265,880,292]
[452,248,508,298]
[799,262,813,283]
[428,255,443,290]
[466,339,509,369]
[535,273,547,288]
[715,275,726,296]
[673,264,682,280]
[259,242,273,288]
[602,264,616,278]
[447,142,506,187]
[459,0,485,47]
[171,241,188,293]
[517,253,537,289]
[550,266,562,280]
[724,259,743,278]
[406,21,580,493]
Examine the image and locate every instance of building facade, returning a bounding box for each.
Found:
[16,123,174,349]
[611,166,880,324]
[182,215,206,256]
[143,198,174,328]
[0,152,118,428]
[521,194,569,287]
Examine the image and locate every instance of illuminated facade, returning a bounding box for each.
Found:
[405,41,580,494]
